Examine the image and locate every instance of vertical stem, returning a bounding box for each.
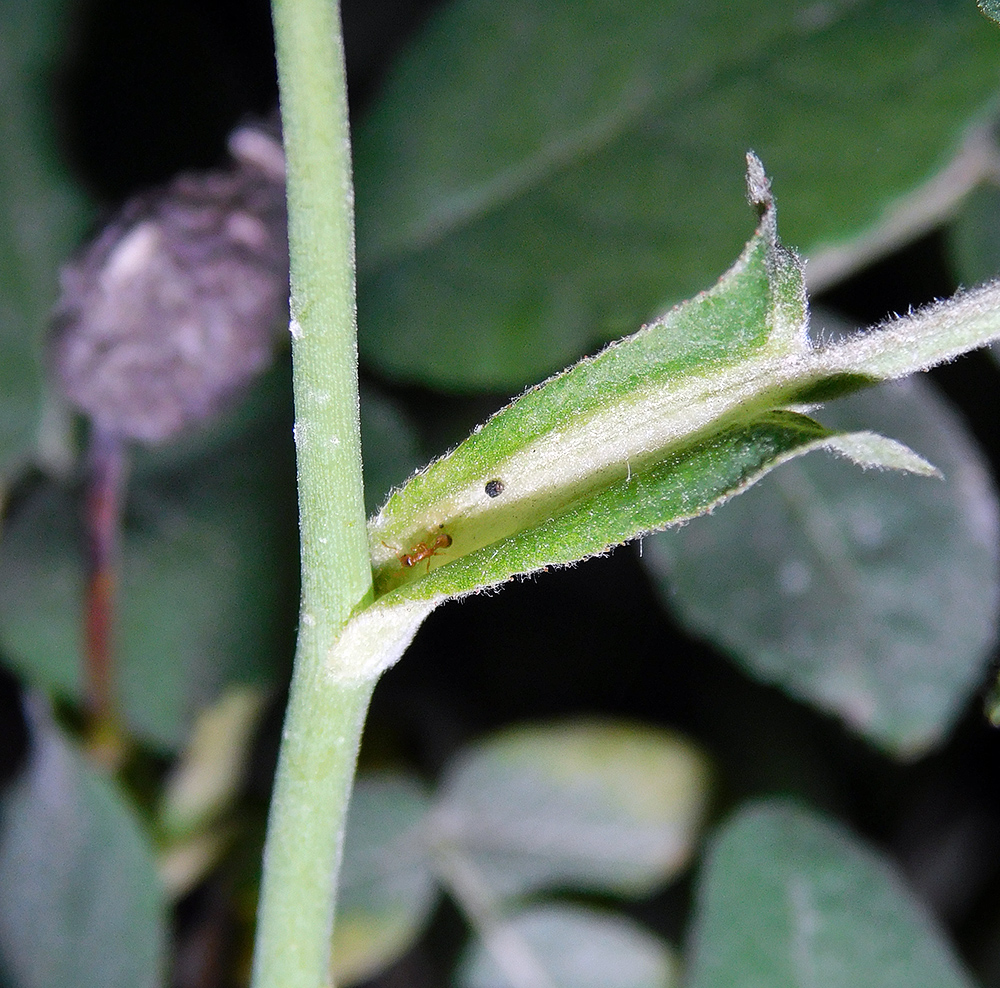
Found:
[252,1,375,986]
[83,425,128,763]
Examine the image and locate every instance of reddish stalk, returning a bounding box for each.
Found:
[82,425,129,763]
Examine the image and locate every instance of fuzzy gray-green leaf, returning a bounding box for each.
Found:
[686,801,974,988]
[456,905,678,988]
[367,183,819,601]
[339,162,1000,685]
[433,720,710,899]
[0,701,166,988]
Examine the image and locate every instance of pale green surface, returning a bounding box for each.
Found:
[354,0,1000,389]
[0,0,91,481]
[433,719,710,899]
[333,775,437,986]
[251,1,376,987]
[685,801,974,988]
[0,702,165,988]
[645,378,1000,757]
[456,905,678,988]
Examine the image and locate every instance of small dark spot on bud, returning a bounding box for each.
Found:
[485,479,505,498]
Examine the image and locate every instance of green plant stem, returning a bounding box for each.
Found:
[252,1,375,987]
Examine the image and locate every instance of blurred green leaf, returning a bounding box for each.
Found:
[333,775,437,987]
[0,421,298,752]
[0,0,91,483]
[355,0,1000,389]
[642,378,999,758]
[685,801,974,988]
[432,719,710,900]
[359,383,423,516]
[455,904,679,988]
[947,181,1000,286]
[0,699,166,988]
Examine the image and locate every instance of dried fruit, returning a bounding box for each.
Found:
[49,121,289,445]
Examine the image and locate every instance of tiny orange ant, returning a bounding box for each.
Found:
[385,532,453,573]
